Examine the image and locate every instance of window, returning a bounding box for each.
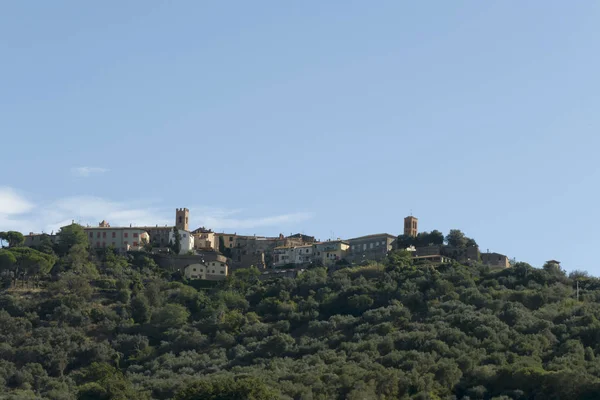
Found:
[89,232,93,238]
[112,242,116,247]
[124,241,128,246]
[124,233,128,238]
[96,242,100,247]
[193,268,197,271]
[102,232,106,238]
[229,237,233,241]
[370,243,374,249]
[97,232,101,238]
[179,216,182,223]
[102,242,106,247]
[133,242,138,247]
[182,234,186,238]
[112,232,116,238]
[133,233,138,238]
[212,270,215,273]
[220,271,224,274]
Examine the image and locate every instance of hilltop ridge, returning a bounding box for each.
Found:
[0,236,598,399]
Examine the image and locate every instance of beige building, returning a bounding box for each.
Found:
[192,227,218,251]
[84,222,149,252]
[313,240,350,266]
[215,233,238,250]
[184,259,228,280]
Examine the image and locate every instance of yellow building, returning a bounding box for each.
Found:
[192,227,218,250]
[313,240,350,266]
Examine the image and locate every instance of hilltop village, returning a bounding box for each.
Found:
[19,207,512,282]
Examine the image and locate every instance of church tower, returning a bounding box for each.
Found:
[176,208,189,231]
[404,215,418,237]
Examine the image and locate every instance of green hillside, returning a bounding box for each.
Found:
[1,236,600,399]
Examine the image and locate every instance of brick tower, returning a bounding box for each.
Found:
[176,208,189,231]
[404,215,418,237]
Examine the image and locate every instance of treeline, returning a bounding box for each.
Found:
[1,224,600,399]
[395,229,477,249]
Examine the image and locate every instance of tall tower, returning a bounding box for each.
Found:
[404,215,418,237]
[176,208,189,231]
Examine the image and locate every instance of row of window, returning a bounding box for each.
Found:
[351,241,387,251]
[191,267,225,274]
[89,232,139,239]
[94,241,139,248]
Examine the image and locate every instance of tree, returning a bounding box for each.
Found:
[175,376,279,400]
[151,304,190,330]
[35,234,55,255]
[429,230,445,245]
[0,231,24,248]
[0,249,17,273]
[170,227,181,255]
[446,229,468,248]
[56,223,88,256]
[130,295,151,324]
[7,231,24,248]
[466,238,478,247]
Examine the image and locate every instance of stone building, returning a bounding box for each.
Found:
[346,233,396,263]
[413,244,480,264]
[481,252,510,268]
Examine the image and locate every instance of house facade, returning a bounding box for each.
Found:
[192,227,217,251]
[347,233,396,263]
[273,244,314,268]
[184,259,228,280]
[169,229,195,254]
[84,224,150,252]
[313,240,350,266]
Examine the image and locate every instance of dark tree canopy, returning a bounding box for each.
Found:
[0,235,598,400]
[56,223,89,256]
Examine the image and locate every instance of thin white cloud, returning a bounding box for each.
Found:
[0,187,33,215]
[200,212,314,231]
[0,188,314,236]
[71,167,109,177]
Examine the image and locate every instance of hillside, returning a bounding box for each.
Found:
[1,243,600,399]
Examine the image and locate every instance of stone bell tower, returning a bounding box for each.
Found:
[404,215,418,237]
[176,208,189,231]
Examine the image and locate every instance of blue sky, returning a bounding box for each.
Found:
[1,1,599,272]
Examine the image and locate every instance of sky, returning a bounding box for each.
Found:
[1,1,600,272]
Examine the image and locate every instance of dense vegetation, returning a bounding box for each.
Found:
[1,225,600,399]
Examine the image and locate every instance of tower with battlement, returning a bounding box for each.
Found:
[176,208,189,231]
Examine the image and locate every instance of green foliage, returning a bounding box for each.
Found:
[170,227,182,255]
[175,376,279,400]
[0,231,25,248]
[2,244,600,399]
[56,223,89,256]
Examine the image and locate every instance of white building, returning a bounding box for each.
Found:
[169,229,195,255]
[273,244,314,268]
[184,260,228,280]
